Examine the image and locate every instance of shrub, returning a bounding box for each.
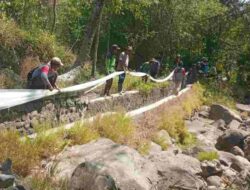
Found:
[91,113,136,145]
[0,69,23,88]
[0,16,76,82]
[33,131,67,159]
[27,175,68,190]
[0,130,39,176]
[153,136,169,150]
[197,151,219,161]
[137,140,151,155]
[67,122,100,145]
[19,56,40,80]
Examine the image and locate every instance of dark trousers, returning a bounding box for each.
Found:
[150,71,157,79]
[118,73,126,93]
[29,73,57,89]
[104,78,113,95]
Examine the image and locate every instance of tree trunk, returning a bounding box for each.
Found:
[51,0,57,33]
[91,16,102,77]
[75,0,105,66]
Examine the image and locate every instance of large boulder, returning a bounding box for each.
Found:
[209,104,242,124]
[47,138,207,190]
[243,136,250,161]
[148,152,206,190]
[201,160,223,178]
[236,104,250,114]
[218,151,250,172]
[0,174,15,188]
[48,138,158,190]
[215,129,247,152]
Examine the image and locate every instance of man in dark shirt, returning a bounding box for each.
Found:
[149,58,161,78]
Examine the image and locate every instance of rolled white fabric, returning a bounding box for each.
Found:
[0,71,174,110]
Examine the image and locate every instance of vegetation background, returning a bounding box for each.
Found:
[0,0,249,98]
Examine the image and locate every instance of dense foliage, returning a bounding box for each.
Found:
[0,0,249,96]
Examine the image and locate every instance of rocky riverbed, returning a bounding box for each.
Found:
[1,103,250,190]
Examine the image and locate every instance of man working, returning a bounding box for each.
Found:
[103,44,120,96]
[173,54,186,94]
[150,58,161,78]
[139,61,151,83]
[27,57,63,91]
[116,46,133,94]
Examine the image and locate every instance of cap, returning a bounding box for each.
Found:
[50,57,64,67]
[111,44,120,50]
[150,58,157,63]
[202,57,208,62]
[126,46,133,51]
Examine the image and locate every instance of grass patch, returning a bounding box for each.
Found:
[27,175,68,190]
[111,74,169,95]
[201,79,236,109]
[67,122,100,145]
[153,136,169,150]
[137,140,151,155]
[90,113,136,145]
[156,83,204,147]
[0,130,39,176]
[197,151,219,161]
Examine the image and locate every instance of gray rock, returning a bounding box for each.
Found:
[231,146,245,157]
[216,129,247,152]
[209,104,242,124]
[212,119,226,131]
[207,186,219,190]
[15,122,25,129]
[200,106,211,112]
[243,136,250,161]
[48,138,158,190]
[236,104,250,114]
[206,176,221,187]
[201,160,223,178]
[155,130,172,146]
[0,158,12,175]
[0,174,15,188]
[69,162,118,190]
[148,142,162,155]
[199,111,209,118]
[228,120,241,130]
[47,138,206,190]
[149,152,206,190]
[218,151,250,173]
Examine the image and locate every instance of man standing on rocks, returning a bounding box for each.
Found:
[116,46,133,94]
[27,57,63,91]
[173,54,186,94]
[103,44,120,96]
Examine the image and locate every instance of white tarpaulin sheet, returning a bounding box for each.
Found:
[0,71,174,110]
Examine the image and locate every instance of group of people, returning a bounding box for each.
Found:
[103,45,133,96]
[26,44,206,96]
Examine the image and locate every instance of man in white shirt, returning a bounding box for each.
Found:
[116,46,133,94]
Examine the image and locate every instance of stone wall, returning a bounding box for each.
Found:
[0,86,173,135]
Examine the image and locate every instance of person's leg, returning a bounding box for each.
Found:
[29,77,46,89]
[104,78,113,96]
[118,73,126,93]
[173,81,182,95]
[142,76,148,83]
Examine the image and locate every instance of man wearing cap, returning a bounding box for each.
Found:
[150,58,161,78]
[173,54,186,94]
[117,46,133,94]
[103,44,120,96]
[28,57,63,91]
